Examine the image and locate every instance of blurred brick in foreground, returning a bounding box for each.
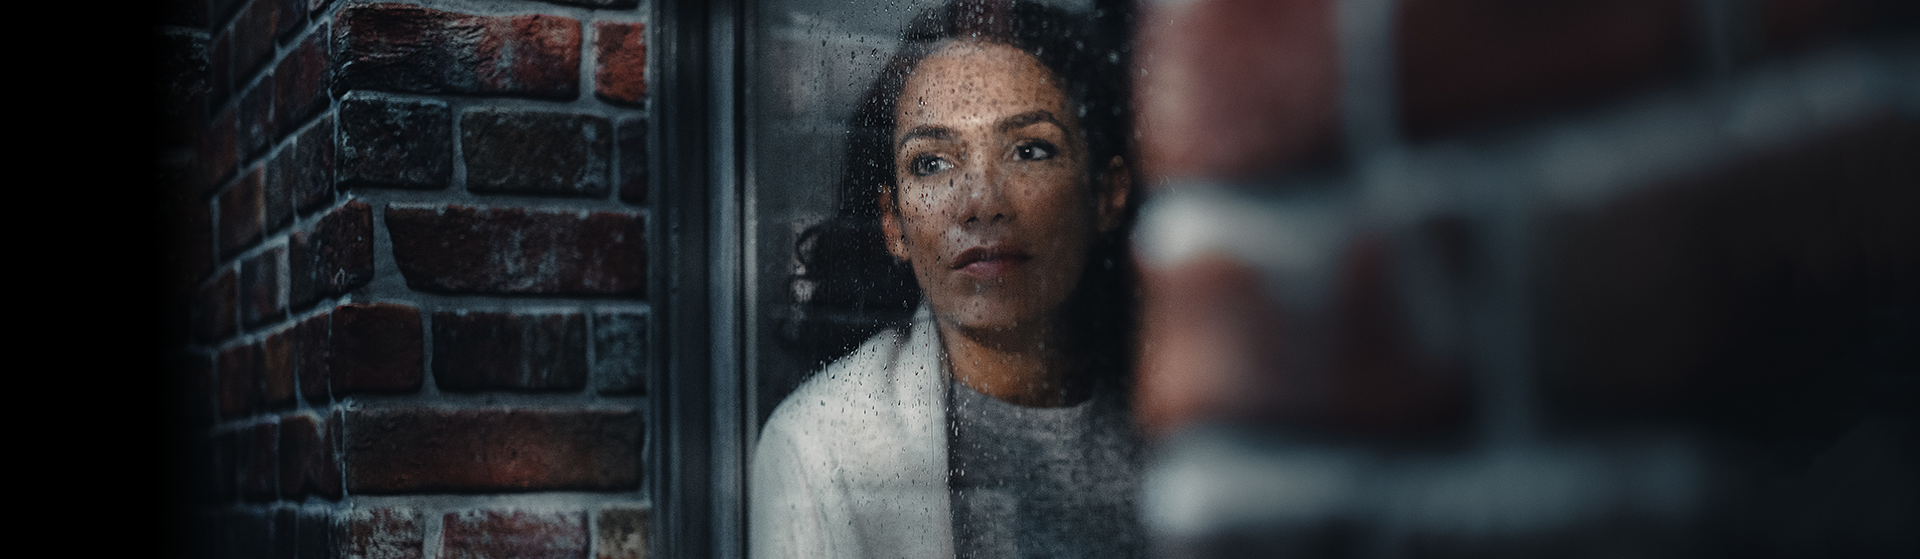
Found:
[1135,0,1340,180]
[1395,0,1691,139]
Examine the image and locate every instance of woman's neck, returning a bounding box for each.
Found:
[938,319,1090,408]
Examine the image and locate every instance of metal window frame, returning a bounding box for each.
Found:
[651,0,750,556]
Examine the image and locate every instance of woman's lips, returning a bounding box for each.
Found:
[952,245,1032,277]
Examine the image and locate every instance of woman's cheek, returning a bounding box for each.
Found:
[903,199,947,263]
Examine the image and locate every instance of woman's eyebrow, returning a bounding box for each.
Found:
[998,110,1064,133]
[896,125,955,150]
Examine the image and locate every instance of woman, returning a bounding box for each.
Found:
[752,2,1141,557]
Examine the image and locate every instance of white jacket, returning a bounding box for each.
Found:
[750,309,956,559]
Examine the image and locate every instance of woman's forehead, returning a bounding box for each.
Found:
[895,41,1073,132]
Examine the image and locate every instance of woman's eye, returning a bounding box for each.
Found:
[1014,141,1056,161]
[910,155,952,176]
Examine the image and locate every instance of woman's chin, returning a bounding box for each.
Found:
[932,299,1059,342]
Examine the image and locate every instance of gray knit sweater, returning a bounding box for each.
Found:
[948,378,1146,558]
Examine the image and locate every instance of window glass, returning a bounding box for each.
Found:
[742,1,1142,557]
[745,0,1105,425]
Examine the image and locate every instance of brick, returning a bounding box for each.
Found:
[386,205,646,295]
[544,0,638,8]
[242,245,287,328]
[289,200,374,310]
[233,0,281,77]
[221,167,265,256]
[188,509,216,557]
[165,281,196,348]
[594,22,646,105]
[262,325,296,408]
[213,428,241,502]
[337,95,451,189]
[204,513,222,558]
[162,0,208,27]
[157,28,210,147]
[171,198,215,298]
[182,352,218,428]
[616,117,647,204]
[461,109,611,197]
[296,312,332,404]
[203,112,240,195]
[276,29,331,134]
[205,107,240,189]
[298,507,333,559]
[280,412,342,500]
[317,418,344,500]
[441,509,588,559]
[274,505,298,559]
[1761,0,1881,54]
[1136,242,1472,438]
[189,509,218,558]
[292,116,338,214]
[329,407,344,457]
[224,509,273,559]
[1318,235,1474,436]
[161,139,204,199]
[218,342,260,418]
[278,413,315,497]
[159,149,199,222]
[210,31,233,110]
[1135,256,1292,436]
[1395,0,1691,139]
[265,148,295,234]
[330,303,423,394]
[211,0,245,27]
[240,73,276,158]
[243,420,279,501]
[1135,0,1340,179]
[161,134,203,201]
[333,3,581,99]
[344,407,641,493]
[433,311,588,392]
[172,199,215,302]
[275,0,306,41]
[1535,117,1920,423]
[336,508,423,559]
[595,507,648,559]
[194,267,237,344]
[160,151,203,216]
[592,312,647,394]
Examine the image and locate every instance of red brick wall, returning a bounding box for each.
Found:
[158,1,654,557]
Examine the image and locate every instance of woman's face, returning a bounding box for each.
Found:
[883,41,1128,343]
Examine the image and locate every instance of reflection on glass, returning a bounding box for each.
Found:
[748,1,1141,557]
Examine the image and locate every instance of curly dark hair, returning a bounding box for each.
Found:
[779,0,1139,390]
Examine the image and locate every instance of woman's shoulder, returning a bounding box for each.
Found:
[750,314,955,559]
[763,311,946,439]
[750,328,922,559]
[763,346,885,440]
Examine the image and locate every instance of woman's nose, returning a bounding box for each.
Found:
[956,156,1013,225]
